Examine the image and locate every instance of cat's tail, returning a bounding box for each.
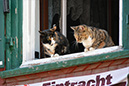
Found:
[103,30,115,47]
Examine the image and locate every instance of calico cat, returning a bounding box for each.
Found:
[39,26,69,57]
[71,24,115,52]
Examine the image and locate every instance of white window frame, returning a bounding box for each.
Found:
[23,0,40,63]
[21,0,122,67]
[61,0,67,37]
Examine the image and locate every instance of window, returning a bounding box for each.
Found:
[21,0,121,67]
[0,0,129,78]
[66,0,119,53]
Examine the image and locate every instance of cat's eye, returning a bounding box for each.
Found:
[53,38,56,40]
[48,37,51,40]
[41,34,45,36]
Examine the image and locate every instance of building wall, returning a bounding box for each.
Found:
[0,68,5,86]
[0,58,128,86]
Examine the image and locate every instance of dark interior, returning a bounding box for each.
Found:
[67,0,119,53]
[38,0,119,58]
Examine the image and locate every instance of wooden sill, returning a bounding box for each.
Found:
[0,46,129,79]
[20,46,122,68]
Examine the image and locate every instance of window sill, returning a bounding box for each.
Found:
[20,46,122,68]
[0,46,129,79]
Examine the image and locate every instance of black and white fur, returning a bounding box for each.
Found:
[39,26,70,58]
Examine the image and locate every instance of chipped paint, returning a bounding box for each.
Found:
[28,66,34,69]
[15,36,18,48]
[36,67,39,70]
[20,46,122,68]
[15,8,17,14]
[8,58,10,62]
[16,54,18,58]
[106,55,109,58]
[0,61,3,65]
[1,50,129,79]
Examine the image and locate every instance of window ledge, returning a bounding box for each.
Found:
[20,46,122,68]
[0,46,129,79]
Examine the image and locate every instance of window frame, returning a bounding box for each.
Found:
[22,0,40,62]
[0,0,5,68]
[22,0,122,64]
[0,0,129,79]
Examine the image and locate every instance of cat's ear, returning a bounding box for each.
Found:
[50,26,57,32]
[80,26,85,30]
[39,31,43,34]
[71,26,76,30]
[39,31,45,35]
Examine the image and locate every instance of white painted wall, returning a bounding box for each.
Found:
[23,0,40,63]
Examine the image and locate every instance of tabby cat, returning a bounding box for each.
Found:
[39,26,69,57]
[71,24,115,52]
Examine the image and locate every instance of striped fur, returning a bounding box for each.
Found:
[71,25,115,52]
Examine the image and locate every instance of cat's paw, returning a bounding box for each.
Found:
[89,47,95,51]
[54,54,59,57]
[51,54,54,57]
[51,54,59,58]
[84,48,88,52]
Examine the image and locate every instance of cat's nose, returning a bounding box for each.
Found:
[76,38,79,41]
[76,38,81,42]
[78,37,81,41]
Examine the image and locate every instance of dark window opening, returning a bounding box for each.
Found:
[39,0,61,58]
[38,0,119,58]
[40,0,49,58]
[67,0,119,53]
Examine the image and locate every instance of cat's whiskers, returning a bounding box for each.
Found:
[71,41,79,50]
